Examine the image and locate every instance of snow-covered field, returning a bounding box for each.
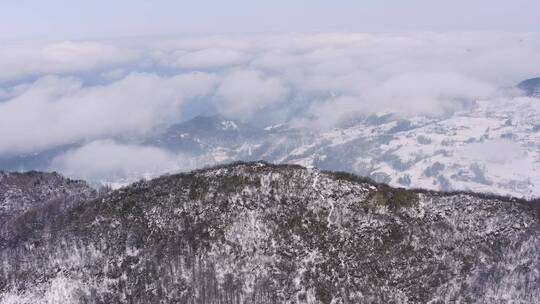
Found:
[182,95,540,198]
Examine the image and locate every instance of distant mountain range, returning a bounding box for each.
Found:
[1,78,539,198]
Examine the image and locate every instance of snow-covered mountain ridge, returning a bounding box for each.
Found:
[1,162,539,303]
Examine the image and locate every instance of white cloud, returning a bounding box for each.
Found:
[362,72,496,115]
[50,140,219,185]
[294,72,496,129]
[0,87,8,100]
[457,139,534,184]
[461,139,526,165]
[2,32,540,155]
[299,95,360,129]
[0,72,218,155]
[0,41,140,82]
[100,68,128,81]
[159,48,250,69]
[49,140,182,184]
[215,69,288,119]
[245,32,540,126]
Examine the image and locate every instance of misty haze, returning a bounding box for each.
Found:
[0,1,539,303]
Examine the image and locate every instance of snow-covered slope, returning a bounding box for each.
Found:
[0,171,97,221]
[153,94,540,198]
[275,96,540,198]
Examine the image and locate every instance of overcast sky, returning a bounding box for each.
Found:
[1,0,539,40]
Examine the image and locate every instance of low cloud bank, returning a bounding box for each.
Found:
[0,41,139,82]
[0,73,217,155]
[1,32,539,156]
[49,140,214,185]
